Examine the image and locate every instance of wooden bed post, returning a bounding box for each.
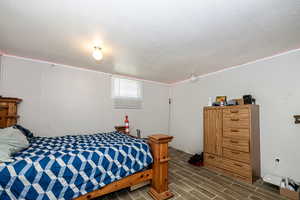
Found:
[75,132,174,200]
[148,134,173,200]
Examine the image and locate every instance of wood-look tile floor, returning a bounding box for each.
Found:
[95,148,287,200]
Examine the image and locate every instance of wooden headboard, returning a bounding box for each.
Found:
[0,97,22,128]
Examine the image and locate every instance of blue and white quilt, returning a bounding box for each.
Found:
[0,131,153,200]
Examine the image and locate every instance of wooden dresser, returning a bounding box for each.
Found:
[0,97,22,128]
[203,105,260,183]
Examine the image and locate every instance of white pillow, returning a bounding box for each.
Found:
[0,127,29,162]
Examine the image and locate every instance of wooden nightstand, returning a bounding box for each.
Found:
[114,126,127,134]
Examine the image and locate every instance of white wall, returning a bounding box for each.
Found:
[0,55,170,137]
[170,49,300,181]
[2,49,300,182]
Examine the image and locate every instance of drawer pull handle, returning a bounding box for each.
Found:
[231,129,239,132]
[231,118,239,121]
[231,151,240,155]
[208,156,215,159]
[230,140,239,144]
[230,110,239,113]
[234,163,243,167]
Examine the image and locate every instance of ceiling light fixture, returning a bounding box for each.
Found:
[189,74,198,83]
[93,46,103,61]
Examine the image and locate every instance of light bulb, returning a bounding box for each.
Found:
[93,47,103,61]
[191,74,196,81]
[190,74,198,82]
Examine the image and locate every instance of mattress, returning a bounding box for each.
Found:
[0,131,153,200]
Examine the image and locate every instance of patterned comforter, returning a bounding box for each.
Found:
[0,131,153,200]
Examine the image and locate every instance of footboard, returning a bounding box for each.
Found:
[148,134,174,200]
[75,132,173,200]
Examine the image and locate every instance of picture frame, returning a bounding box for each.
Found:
[216,96,227,103]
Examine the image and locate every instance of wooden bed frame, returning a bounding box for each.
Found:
[75,128,174,200]
[4,98,173,200]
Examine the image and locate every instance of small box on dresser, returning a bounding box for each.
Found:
[203,105,260,183]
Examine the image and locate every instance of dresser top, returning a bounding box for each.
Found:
[0,97,22,103]
[204,104,259,110]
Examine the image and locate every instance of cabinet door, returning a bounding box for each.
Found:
[204,108,222,156]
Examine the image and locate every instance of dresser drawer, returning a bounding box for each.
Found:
[204,153,222,168]
[222,157,251,177]
[222,169,252,183]
[223,128,250,140]
[223,108,249,118]
[223,137,249,152]
[223,148,250,163]
[223,116,249,129]
[223,108,250,129]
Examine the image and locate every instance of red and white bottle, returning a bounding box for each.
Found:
[124,115,129,134]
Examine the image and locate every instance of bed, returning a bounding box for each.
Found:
[0,130,173,200]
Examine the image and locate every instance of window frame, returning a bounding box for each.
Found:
[111,76,143,109]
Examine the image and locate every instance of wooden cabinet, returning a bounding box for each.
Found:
[203,105,260,183]
[0,97,22,128]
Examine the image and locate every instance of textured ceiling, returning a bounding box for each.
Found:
[0,0,300,83]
